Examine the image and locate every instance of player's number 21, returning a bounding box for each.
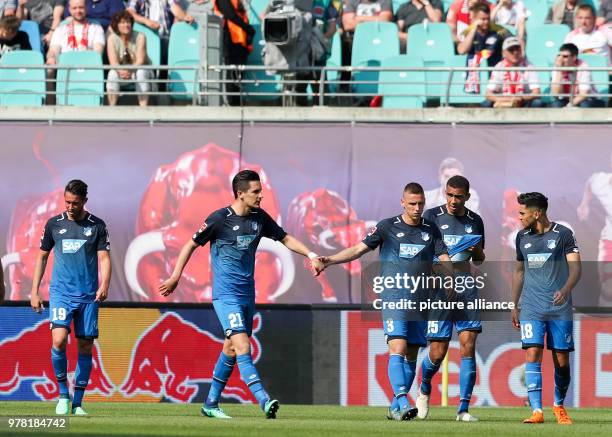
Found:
[229,313,244,329]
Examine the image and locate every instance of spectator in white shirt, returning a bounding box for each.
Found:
[564,4,610,65]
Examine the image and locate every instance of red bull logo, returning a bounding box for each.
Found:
[120,311,262,403]
[0,320,114,400]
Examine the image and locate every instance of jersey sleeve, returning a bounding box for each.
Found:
[40,219,55,251]
[432,224,448,257]
[477,215,486,249]
[362,220,386,250]
[515,232,524,261]
[422,208,436,222]
[261,210,287,241]
[560,228,579,255]
[193,212,223,246]
[97,222,110,251]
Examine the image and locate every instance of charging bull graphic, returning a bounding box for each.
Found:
[2,189,64,300]
[125,143,295,303]
[286,188,373,302]
[120,311,262,403]
[0,320,114,400]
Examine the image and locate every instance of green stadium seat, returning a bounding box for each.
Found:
[524,0,548,33]
[392,0,409,14]
[527,55,552,104]
[0,50,45,106]
[525,24,570,65]
[168,22,200,101]
[578,54,609,104]
[325,31,342,93]
[445,54,488,105]
[351,21,400,95]
[406,22,454,100]
[133,23,161,67]
[56,51,104,106]
[19,20,42,53]
[378,55,426,108]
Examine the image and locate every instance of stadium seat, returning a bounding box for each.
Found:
[325,31,342,93]
[445,54,488,106]
[56,51,104,106]
[392,0,409,13]
[19,20,42,53]
[378,55,426,108]
[527,55,552,104]
[578,54,609,104]
[0,50,45,106]
[133,23,161,68]
[525,24,570,65]
[351,21,400,95]
[523,0,548,33]
[243,4,281,102]
[406,22,454,100]
[168,22,200,101]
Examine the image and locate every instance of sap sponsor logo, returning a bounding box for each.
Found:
[440,224,450,230]
[443,235,462,247]
[62,239,87,254]
[527,253,552,269]
[547,239,557,250]
[83,227,93,237]
[399,244,425,259]
[524,243,532,249]
[421,232,430,241]
[58,229,67,235]
[237,235,256,250]
[396,232,405,238]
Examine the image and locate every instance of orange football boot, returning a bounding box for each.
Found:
[523,410,544,424]
[553,406,573,425]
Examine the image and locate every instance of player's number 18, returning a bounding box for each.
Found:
[520,323,533,340]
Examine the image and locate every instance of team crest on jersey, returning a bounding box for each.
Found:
[396,232,404,238]
[440,224,449,230]
[62,239,87,254]
[547,239,557,249]
[465,225,473,234]
[251,221,258,231]
[83,227,92,237]
[527,253,552,269]
[237,235,256,250]
[421,232,430,241]
[399,244,425,258]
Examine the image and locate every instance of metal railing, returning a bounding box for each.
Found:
[0,64,610,107]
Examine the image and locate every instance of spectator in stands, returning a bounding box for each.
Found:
[0,15,31,56]
[491,0,525,43]
[106,10,152,106]
[483,36,543,107]
[172,0,213,24]
[597,0,612,26]
[565,4,610,64]
[213,0,253,106]
[550,42,605,107]
[42,2,68,45]
[310,0,340,97]
[546,0,579,29]
[446,0,492,43]
[46,0,104,65]
[1,0,16,17]
[342,0,393,34]
[54,0,124,32]
[127,0,177,41]
[458,2,508,68]
[17,0,54,36]
[395,0,443,53]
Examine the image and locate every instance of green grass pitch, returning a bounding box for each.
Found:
[1,402,611,436]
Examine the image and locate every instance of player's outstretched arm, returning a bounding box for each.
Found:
[280,235,324,276]
[159,240,199,297]
[0,258,5,305]
[95,250,112,302]
[320,242,372,271]
[30,250,50,312]
[510,260,524,330]
[553,252,581,306]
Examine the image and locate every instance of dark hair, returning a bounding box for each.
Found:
[517,192,548,212]
[110,10,134,34]
[65,179,88,198]
[232,170,260,198]
[447,175,470,193]
[0,16,21,33]
[403,182,424,195]
[559,43,579,57]
[576,3,595,16]
[471,2,491,15]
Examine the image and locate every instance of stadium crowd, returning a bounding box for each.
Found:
[0,0,611,106]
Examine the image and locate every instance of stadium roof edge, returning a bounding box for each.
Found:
[0,106,611,124]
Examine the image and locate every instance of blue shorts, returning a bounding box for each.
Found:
[520,319,574,351]
[382,318,427,346]
[426,285,482,341]
[213,299,255,338]
[49,295,99,339]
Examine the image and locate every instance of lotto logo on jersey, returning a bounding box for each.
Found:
[61,239,87,254]
[443,235,462,248]
[399,244,425,259]
[527,253,552,269]
[236,235,256,250]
